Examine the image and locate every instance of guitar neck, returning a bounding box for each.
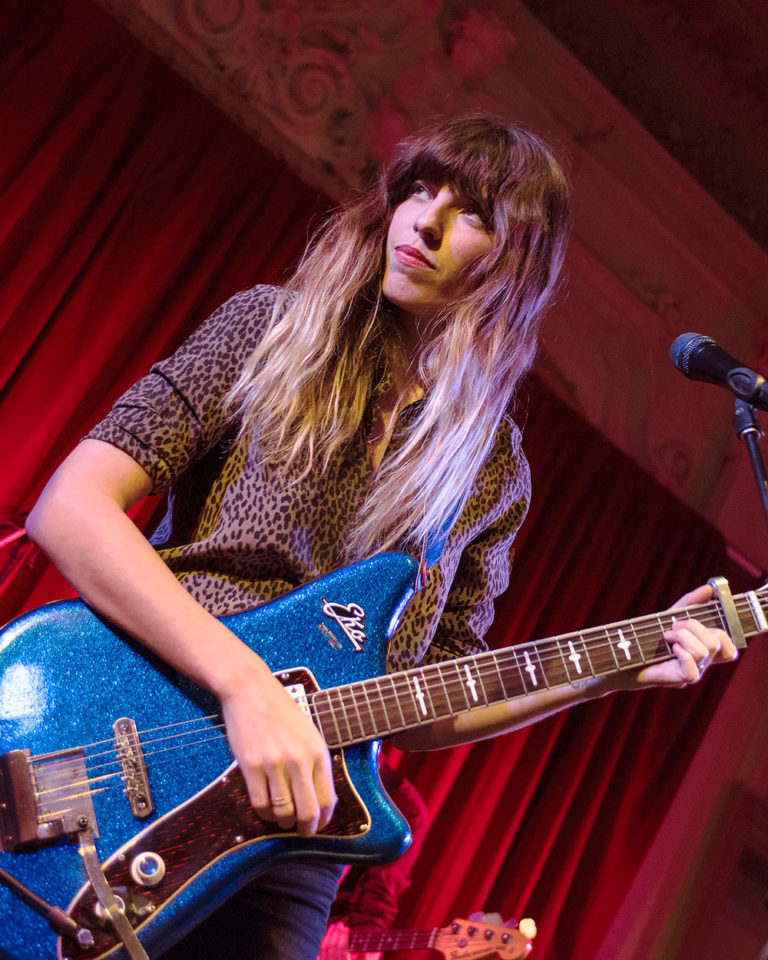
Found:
[349,927,436,952]
[348,917,530,958]
[312,584,768,750]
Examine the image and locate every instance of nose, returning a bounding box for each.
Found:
[414,196,448,246]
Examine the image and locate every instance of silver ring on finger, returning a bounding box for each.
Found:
[698,655,712,675]
[271,794,293,807]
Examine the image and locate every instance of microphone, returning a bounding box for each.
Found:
[669,332,768,412]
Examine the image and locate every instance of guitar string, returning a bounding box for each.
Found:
[53,590,739,776]
[30,608,715,807]
[47,713,237,757]
[22,614,682,806]
[32,595,755,807]
[52,616,677,771]
[36,593,739,788]
[28,656,690,810]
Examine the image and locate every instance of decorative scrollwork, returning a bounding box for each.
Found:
[180,0,245,35]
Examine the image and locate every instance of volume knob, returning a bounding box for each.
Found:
[130,851,166,887]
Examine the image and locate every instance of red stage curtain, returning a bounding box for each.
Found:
[0,4,754,959]
[0,0,330,618]
[389,384,750,957]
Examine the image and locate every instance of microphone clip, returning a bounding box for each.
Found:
[727,367,768,413]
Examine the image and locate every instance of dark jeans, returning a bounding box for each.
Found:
[159,861,345,960]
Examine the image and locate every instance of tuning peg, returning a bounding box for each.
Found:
[479,911,504,925]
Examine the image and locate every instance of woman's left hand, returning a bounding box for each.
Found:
[615,584,739,689]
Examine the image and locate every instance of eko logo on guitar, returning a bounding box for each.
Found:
[320,597,368,652]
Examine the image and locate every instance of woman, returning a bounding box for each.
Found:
[26,114,735,959]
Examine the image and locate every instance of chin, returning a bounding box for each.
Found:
[383,283,433,318]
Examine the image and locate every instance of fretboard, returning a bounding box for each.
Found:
[312,585,768,750]
[349,927,436,952]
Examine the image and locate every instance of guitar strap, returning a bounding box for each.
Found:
[418,499,464,589]
[78,827,151,960]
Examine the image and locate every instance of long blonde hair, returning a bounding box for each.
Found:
[227,115,571,560]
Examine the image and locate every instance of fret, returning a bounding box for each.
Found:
[476,655,501,705]
[368,676,392,737]
[627,618,648,663]
[557,635,586,681]
[604,626,621,669]
[385,674,408,731]
[706,603,727,635]
[450,660,473,711]
[651,613,676,659]
[417,663,450,718]
[388,673,417,728]
[532,641,551,688]
[311,691,341,747]
[329,687,354,745]
[358,679,379,737]
[463,661,482,705]
[569,636,587,677]
[504,647,529,694]
[518,645,539,689]
[404,673,432,723]
[518,642,547,689]
[578,630,597,676]
[454,658,490,709]
[614,626,635,664]
[491,650,517,700]
[433,662,453,717]
[340,685,366,741]
[357,682,377,738]
[551,637,571,683]
[418,667,439,718]
[547,635,584,686]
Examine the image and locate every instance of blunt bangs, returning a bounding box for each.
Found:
[386,122,517,221]
[384,115,564,239]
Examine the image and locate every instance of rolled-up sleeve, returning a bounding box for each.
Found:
[86,285,278,493]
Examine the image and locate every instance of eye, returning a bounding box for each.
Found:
[461,201,491,229]
[409,180,433,199]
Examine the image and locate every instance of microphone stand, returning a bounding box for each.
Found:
[733,398,768,535]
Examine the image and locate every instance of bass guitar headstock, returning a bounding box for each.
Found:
[433,912,535,959]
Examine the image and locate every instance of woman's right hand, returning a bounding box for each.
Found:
[217,652,337,836]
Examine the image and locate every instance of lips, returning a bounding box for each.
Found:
[394,244,435,269]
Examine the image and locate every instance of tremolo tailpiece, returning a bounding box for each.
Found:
[1,719,155,960]
[77,825,150,960]
[0,747,97,850]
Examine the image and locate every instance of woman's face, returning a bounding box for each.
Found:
[382,180,494,318]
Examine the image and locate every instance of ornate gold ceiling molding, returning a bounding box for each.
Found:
[97,0,517,196]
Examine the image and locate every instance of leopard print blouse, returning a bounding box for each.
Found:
[87,285,531,670]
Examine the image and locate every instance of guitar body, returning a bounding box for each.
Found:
[0,552,418,960]
[3,553,760,960]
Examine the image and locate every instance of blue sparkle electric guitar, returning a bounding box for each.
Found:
[0,554,762,960]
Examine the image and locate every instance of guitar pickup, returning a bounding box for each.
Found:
[0,747,97,851]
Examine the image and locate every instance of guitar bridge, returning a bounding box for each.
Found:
[113,717,154,819]
[0,747,97,851]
